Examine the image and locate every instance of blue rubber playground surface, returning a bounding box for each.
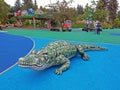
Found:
[0,32,34,73]
[0,32,120,90]
[110,33,120,36]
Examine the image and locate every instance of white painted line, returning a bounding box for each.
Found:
[0,33,35,75]
[0,31,7,32]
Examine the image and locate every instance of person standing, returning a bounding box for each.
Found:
[94,21,97,33]
[96,21,101,34]
[86,21,90,32]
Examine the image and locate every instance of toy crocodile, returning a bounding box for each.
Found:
[18,40,107,75]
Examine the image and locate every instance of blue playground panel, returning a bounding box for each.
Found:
[110,33,120,36]
[0,37,120,90]
[0,32,34,73]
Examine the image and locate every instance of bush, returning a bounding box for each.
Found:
[23,20,30,26]
[102,21,112,29]
[114,18,120,28]
[72,22,86,28]
[9,17,17,24]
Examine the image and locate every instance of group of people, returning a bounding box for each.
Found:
[86,21,102,34]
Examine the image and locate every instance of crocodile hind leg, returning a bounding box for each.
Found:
[55,55,70,75]
[76,45,89,60]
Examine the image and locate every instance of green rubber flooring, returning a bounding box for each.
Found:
[6,28,120,44]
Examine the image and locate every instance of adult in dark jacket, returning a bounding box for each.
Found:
[96,21,101,34]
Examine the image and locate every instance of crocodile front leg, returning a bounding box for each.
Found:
[54,55,70,75]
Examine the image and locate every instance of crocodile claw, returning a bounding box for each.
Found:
[55,69,62,75]
[83,54,89,60]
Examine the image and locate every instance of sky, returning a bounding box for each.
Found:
[4,0,120,8]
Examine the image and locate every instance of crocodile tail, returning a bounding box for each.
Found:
[76,44,108,51]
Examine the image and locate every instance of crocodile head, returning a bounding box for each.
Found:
[18,50,49,70]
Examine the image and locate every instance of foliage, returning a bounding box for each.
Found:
[93,9,108,21]
[80,0,108,22]
[47,0,74,27]
[102,21,112,29]
[114,18,120,28]
[0,0,9,23]
[100,0,109,10]
[39,6,47,12]
[108,0,118,24]
[34,0,38,10]
[77,14,84,20]
[21,0,34,10]
[117,11,120,20]
[77,4,84,15]
[92,0,108,21]
[22,20,30,26]
[9,17,17,24]
[81,3,92,20]
[14,0,21,12]
[21,0,38,10]
[72,22,86,28]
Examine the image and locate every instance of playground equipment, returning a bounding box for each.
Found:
[18,8,49,28]
[62,20,72,32]
[18,40,107,75]
[28,8,35,14]
[50,20,72,32]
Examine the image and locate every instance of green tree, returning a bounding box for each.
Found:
[22,0,34,10]
[77,4,84,15]
[114,18,120,28]
[47,0,75,27]
[14,0,21,12]
[0,0,9,23]
[92,0,108,21]
[33,0,38,10]
[117,10,120,20]
[101,0,109,10]
[108,0,118,25]
[81,3,92,20]
[39,6,47,12]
